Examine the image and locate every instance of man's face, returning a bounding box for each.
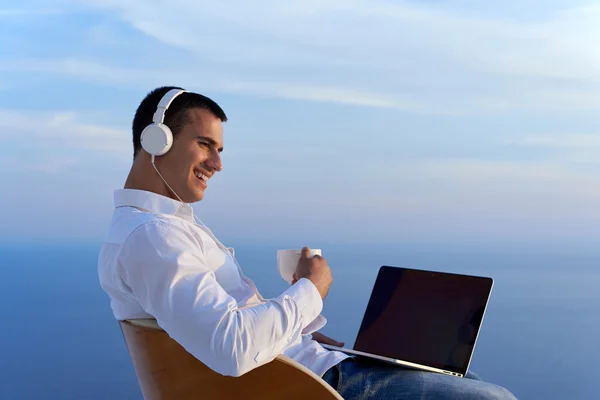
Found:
[156,107,224,203]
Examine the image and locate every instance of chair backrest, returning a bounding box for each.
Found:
[119,319,343,400]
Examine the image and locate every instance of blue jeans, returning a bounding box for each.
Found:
[322,358,517,400]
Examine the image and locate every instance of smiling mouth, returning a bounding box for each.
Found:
[194,170,209,184]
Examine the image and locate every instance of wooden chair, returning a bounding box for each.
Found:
[119,319,343,400]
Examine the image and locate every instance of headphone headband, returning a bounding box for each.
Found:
[152,89,188,124]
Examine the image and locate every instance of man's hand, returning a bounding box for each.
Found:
[311,332,345,348]
[292,247,332,300]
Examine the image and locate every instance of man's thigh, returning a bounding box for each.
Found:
[325,358,516,400]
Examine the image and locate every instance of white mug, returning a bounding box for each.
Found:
[276,249,322,284]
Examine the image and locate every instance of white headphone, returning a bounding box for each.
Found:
[140,88,188,157]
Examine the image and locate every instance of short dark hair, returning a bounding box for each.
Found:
[131,86,227,158]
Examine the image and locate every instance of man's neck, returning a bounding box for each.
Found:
[124,158,172,199]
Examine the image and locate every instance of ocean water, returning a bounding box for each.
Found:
[0,242,598,399]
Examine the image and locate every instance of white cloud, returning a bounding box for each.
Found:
[0,59,154,86]
[518,134,600,150]
[4,0,598,114]
[0,58,449,115]
[404,158,593,183]
[0,9,28,16]
[0,7,65,17]
[0,109,131,157]
[4,1,600,243]
[362,157,600,217]
[511,133,600,166]
[28,158,80,173]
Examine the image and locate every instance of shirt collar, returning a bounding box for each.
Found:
[114,188,195,223]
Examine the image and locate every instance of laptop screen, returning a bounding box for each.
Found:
[353,266,493,374]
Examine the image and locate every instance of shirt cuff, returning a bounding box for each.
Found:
[282,278,323,327]
[302,314,327,335]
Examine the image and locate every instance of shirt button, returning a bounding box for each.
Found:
[288,336,293,342]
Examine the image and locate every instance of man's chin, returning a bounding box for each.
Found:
[191,188,206,202]
[172,188,204,203]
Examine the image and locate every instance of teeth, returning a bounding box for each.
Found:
[195,171,209,182]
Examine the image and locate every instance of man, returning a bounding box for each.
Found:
[98,86,517,399]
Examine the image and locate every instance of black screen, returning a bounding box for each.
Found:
[353,266,493,374]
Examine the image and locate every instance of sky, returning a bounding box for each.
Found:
[1,0,600,246]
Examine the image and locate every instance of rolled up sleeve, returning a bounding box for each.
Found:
[117,220,323,377]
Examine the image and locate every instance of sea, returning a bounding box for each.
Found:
[0,241,598,399]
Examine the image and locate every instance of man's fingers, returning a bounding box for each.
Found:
[300,246,311,259]
[327,338,344,346]
[312,332,345,348]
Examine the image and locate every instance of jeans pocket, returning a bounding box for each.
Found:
[323,363,342,390]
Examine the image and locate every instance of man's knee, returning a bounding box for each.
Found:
[432,376,517,400]
[484,384,517,400]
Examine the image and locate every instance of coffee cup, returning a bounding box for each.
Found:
[276,248,322,284]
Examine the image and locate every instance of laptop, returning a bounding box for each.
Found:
[321,266,494,378]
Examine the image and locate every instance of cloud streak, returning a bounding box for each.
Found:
[3,0,600,243]
[403,158,598,184]
[0,109,130,157]
[0,58,452,115]
[5,0,599,114]
[518,134,600,150]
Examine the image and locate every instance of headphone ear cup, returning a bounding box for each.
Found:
[140,123,173,156]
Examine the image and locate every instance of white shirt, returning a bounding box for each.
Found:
[98,189,349,377]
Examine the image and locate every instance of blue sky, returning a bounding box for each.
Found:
[1,0,600,246]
